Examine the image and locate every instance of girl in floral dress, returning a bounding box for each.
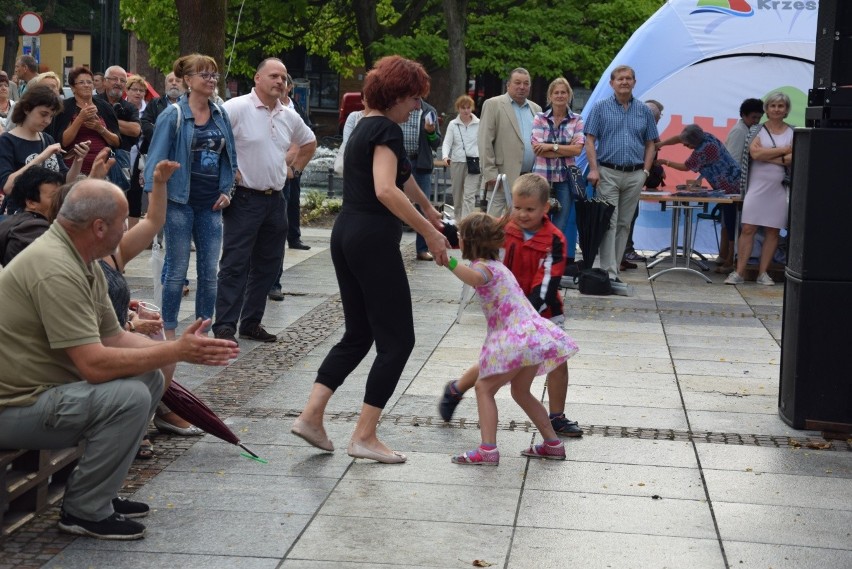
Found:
[447,212,579,465]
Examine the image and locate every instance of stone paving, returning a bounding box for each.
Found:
[2,226,851,569]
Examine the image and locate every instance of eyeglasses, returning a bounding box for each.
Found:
[128,87,147,94]
[193,72,220,82]
[74,80,94,86]
[105,76,127,84]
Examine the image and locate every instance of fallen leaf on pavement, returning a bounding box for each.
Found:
[806,441,831,450]
[472,560,495,567]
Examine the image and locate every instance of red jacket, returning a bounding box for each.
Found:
[502,216,566,319]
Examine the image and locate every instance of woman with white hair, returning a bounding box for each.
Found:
[725,92,793,286]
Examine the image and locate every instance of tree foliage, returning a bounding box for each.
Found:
[119,0,662,88]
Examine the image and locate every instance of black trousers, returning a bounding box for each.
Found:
[316,211,415,408]
[214,187,287,334]
[286,176,302,244]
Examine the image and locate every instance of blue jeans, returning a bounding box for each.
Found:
[550,180,578,260]
[413,170,432,254]
[162,201,222,330]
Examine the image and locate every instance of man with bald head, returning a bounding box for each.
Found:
[212,57,315,344]
[0,179,239,540]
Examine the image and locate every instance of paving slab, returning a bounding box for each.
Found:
[722,541,852,569]
[696,443,852,478]
[509,527,725,569]
[320,478,520,525]
[703,469,852,510]
[525,460,705,500]
[517,490,717,539]
[60,509,309,558]
[713,502,852,550]
[287,516,513,567]
[43,552,279,569]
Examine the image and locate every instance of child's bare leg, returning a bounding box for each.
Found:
[456,364,479,394]
[511,366,559,441]
[474,372,513,444]
[545,362,568,415]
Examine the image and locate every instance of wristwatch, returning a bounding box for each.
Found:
[292,167,302,178]
[552,144,559,152]
[643,169,650,177]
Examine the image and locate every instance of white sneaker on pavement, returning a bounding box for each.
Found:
[756,272,775,286]
[724,272,745,285]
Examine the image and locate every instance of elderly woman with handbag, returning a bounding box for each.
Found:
[442,95,480,219]
[531,77,585,266]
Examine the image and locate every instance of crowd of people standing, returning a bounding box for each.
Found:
[0,49,795,544]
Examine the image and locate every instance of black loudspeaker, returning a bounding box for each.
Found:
[787,128,852,280]
[779,273,852,429]
[813,0,852,91]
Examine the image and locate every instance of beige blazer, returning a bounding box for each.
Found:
[477,93,541,191]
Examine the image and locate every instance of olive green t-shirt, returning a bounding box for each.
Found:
[0,223,122,407]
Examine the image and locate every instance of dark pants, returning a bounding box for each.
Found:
[286,176,302,245]
[315,211,415,409]
[214,187,287,335]
[720,203,737,241]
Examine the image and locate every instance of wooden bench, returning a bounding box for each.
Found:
[1,445,84,536]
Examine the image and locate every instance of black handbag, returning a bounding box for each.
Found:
[575,268,612,296]
[465,156,480,175]
[457,124,480,174]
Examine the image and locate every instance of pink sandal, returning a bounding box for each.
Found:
[521,441,566,460]
[451,447,500,466]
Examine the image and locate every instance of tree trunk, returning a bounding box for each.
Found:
[351,0,381,69]
[442,0,468,117]
[176,0,227,92]
[3,19,19,79]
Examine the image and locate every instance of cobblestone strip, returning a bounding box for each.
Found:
[235,407,852,452]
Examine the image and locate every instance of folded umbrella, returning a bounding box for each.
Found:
[574,193,615,268]
[160,380,262,460]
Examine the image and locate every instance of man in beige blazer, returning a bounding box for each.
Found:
[477,68,542,215]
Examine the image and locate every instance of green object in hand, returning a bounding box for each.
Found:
[448,257,458,271]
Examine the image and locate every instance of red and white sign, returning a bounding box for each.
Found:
[19,12,44,36]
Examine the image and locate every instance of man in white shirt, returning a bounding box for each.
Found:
[213,58,316,343]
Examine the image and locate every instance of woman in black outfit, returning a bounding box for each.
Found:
[292,56,449,464]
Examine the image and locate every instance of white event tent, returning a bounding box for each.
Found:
[578,0,820,253]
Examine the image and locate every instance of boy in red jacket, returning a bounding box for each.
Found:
[439,173,581,436]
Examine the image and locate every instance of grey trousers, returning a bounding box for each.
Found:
[594,168,645,279]
[0,370,164,521]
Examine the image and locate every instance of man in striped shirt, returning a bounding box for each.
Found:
[584,65,658,280]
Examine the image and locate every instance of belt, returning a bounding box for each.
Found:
[599,162,645,173]
[235,184,278,195]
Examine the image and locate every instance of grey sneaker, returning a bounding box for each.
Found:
[724,272,744,285]
[756,272,775,286]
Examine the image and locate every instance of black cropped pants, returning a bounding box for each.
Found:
[316,210,415,408]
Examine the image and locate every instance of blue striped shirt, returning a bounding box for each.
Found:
[584,96,658,166]
[512,99,536,172]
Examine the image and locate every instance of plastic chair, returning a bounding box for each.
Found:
[693,204,722,252]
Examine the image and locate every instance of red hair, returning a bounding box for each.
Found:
[363,56,430,111]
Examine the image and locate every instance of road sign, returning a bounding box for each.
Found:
[19,12,44,36]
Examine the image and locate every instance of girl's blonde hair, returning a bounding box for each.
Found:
[457,212,510,261]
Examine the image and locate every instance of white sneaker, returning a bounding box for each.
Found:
[724,272,744,285]
[756,272,775,286]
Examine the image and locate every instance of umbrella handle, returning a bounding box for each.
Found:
[238,443,260,458]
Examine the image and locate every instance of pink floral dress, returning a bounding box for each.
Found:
[473,259,578,379]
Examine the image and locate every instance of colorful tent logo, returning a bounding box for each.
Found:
[691,0,754,17]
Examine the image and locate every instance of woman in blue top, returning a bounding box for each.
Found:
[144,54,237,338]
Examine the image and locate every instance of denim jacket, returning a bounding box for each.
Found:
[143,97,238,203]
